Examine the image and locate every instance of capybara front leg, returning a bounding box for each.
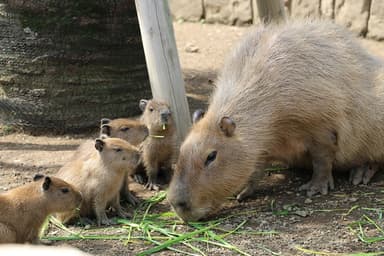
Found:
[299,147,334,196]
[94,199,111,226]
[121,174,140,206]
[0,222,16,243]
[132,162,148,185]
[111,194,131,219]
[145,162,160,191]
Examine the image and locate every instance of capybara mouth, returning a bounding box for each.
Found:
[173,206,214,223]
[160,118,168,126]
[158,121,168,131]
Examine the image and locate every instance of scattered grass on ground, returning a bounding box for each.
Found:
[43,191,278,255]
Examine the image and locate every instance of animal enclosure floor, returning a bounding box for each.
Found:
[1,22,384,255]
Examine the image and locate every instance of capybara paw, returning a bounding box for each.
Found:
[144,182,160,191]
[299,177,334,197]
[363,166,378,184]
[349,167,364,185]
[117,209,132,219]
[124,191,140,206]
[98,216,113,226]
[133,174,147,185]
[349,164,378,185]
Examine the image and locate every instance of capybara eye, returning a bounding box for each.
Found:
[120,127,130,132]
[205,151,217,167]
[114,148,122,152]
[61,188,69,194]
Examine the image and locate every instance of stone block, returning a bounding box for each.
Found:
[169,0,203,22]
[334,0,370,36]
[205,0,252,25]
[367,0,384,40]
[291,0,320,18]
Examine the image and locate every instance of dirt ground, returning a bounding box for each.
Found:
[1,22,384,255]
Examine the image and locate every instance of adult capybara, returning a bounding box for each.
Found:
[139,99,177,190]
[0,175,82,244]
[167,20,384,221]
[55,137,140,226]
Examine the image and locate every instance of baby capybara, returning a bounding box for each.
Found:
[100,117,148,203]
[0,175,82,243]
[139,99,177,190]
[167,20,384,222]
[55,137,140,226]
[100,118,148,147]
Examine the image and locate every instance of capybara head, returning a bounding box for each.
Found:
[139,99,174,133]
[33,174,82,213]
[95,137,140,171]
[100,118,148,146]
[167,112,251,222]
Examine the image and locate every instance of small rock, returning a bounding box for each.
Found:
[349,197,358,202]
[294,210,309,217]
[222,224,234,230]
[185,43,199,53]
[24,27,32,34]
[304,198,312,204]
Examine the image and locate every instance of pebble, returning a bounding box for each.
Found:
[294,210,309,217]
[304,198,312,204]
[223,224,234,230]
[23,27,32,34]
[185,43,199,53]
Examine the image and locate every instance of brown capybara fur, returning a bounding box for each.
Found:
[139,99,177,190]
[55,137,140,226]
[100,118,148,204]
[0,175,82,244]
[100,118,148,147]
[167,20,384,222]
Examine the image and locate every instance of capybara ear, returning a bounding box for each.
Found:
[100,124,111,136]
[42,176,51,191]
[219,116,236,137]
[100,118,111,126]
[95,138,105,152]
[192,109,205,123]
[139,99,148,112]
[33,174,44,181]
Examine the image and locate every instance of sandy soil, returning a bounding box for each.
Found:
[1,22,384,255]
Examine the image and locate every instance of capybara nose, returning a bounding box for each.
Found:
[171,200,190,212]
[160,110,170,121]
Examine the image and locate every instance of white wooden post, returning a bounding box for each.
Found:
[135,0,191,142]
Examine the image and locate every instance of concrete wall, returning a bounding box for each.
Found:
[169,0,384,40]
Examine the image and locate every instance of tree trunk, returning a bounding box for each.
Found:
[0,0,151,133]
